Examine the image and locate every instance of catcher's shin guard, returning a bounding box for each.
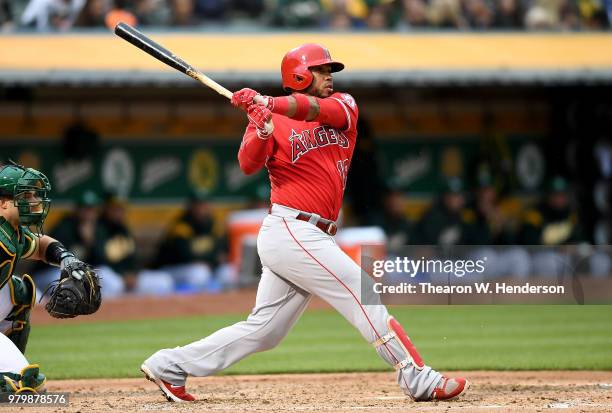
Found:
[371,316,425,371]
[4,275,35,353]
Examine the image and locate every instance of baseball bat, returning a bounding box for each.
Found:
[114,22,233,100]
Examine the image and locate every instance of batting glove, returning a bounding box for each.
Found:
[247,104,274,139]
[231,88,259,111]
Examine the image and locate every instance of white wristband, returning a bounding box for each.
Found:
[256,119,274,139]
[255,95,273,110]
[256,128,271,140]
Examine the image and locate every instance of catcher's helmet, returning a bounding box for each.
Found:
[0,160,51,233]
[281,43,344,91]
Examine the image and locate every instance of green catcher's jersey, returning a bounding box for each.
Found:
[0,217,38,289]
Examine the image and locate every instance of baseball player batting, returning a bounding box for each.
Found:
[141,43,469,403]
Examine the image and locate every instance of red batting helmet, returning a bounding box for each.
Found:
[281,43,344,91]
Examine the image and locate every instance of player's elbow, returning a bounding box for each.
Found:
[241,165,258,175]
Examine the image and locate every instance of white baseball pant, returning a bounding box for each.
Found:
[144,204,443,400]
[0,282,29,373]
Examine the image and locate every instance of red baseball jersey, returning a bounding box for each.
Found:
[239,92,359,221]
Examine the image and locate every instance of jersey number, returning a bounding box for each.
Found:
[337,159,349,189]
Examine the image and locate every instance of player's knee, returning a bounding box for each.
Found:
[256,330,285,351]
[244,315,287,351]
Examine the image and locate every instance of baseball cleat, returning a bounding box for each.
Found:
[429,376,470,401]
[19,365,47,394]
[140,363,195,402]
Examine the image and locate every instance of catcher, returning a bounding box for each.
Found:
[0,161,101,395]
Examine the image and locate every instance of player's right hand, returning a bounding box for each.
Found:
[231,88,259,111]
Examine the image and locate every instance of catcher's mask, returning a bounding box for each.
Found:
[0,161,51,234]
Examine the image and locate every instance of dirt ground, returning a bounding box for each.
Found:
[12,371,607,413]
[25,292,612,413]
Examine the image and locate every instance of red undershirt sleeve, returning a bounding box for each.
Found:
[237,124,274,175]
[271,94,350,130]
[313,97,349,130]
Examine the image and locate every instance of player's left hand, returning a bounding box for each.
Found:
[247,104,274,137]
[45,260,102,318]
[231,88,259,111]
[60,256,87,280]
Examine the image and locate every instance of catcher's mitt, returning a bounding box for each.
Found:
[44,262,102,319]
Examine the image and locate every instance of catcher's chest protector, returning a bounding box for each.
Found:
[0,218,37,288]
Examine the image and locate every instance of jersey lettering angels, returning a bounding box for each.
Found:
[243,92,358,221]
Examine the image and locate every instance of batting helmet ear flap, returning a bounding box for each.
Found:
[292,73,307,86]
[283,71,313,92]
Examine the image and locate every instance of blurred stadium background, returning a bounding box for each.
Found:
[2,0,612,298]
[1,4,612,400]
